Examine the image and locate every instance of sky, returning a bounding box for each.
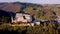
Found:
[0,0,60,4]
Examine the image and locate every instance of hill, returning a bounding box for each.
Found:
[0,2,60,20]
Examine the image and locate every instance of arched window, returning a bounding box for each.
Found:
[23,16,26,19]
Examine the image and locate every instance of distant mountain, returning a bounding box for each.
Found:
[0,2,43,12]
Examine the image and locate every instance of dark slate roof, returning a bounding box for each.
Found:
[0,10,16,18]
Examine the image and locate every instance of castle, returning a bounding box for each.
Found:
[11,13,40,26]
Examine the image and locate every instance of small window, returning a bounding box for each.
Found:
[23,16,26,19]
